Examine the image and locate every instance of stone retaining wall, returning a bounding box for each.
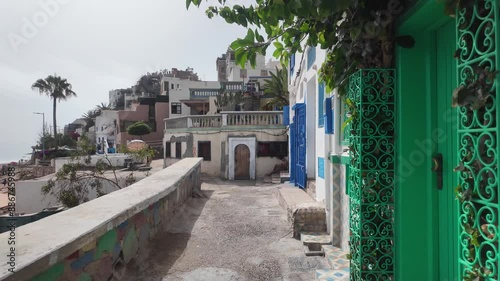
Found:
[291,206,327,238]
[274,185,327,239]
[0,158,202,281]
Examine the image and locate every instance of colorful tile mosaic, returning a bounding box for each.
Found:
[301,232,331,244]
[331,164,342,246]
[27,165,200,281]
[315,268,350,281]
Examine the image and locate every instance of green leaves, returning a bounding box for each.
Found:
[186,0,403,99]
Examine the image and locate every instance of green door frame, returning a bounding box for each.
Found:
[396,1,455,280]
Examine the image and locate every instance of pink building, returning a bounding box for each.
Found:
[116,96,169,150]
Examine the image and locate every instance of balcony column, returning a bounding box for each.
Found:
[187,117,193,128]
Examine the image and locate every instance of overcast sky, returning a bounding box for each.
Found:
[0,0,266,163]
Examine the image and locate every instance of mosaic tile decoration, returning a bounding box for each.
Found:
[301,232,331,244]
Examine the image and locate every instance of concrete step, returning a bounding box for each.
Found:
[280,171,290,183]
[315,268,350,281]
[322,245,350,270]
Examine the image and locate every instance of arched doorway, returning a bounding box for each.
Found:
[234,144,250,180]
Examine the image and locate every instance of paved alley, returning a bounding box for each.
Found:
[123,176,328,281]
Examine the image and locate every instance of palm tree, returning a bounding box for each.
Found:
[262,67,289,111]
[82,109,100,130]
[96,102,112,111]
[32,74,77,139]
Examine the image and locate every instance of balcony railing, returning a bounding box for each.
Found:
[191,115,222,128]
[190,89,219,98]
[165,111,284,131]
[221,81,244,92]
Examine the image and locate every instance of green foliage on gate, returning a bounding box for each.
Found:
[347,69,396,281]
[455,1,499,280]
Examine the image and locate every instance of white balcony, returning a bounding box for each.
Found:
[164,111,284,132]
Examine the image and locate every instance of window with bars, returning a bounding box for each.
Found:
[171,103,182,114]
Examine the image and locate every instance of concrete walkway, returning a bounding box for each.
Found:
[123,176,328,281]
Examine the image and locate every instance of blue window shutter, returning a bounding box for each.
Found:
[325,97,334,134]
[318,82,325,128]
[283,106,290,126]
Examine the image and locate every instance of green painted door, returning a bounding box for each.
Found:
[435,20,459,281]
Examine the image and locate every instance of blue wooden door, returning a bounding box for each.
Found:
[296,104,307,189]
[290,119,296,184]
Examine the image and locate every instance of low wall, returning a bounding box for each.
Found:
[15,175,125,214]
[54,154,132,173]
[0,158,202,281]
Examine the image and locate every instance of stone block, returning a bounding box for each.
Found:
[70,251,94,271]
[133,211,148,228]
[84,254,113,281]
[81,240,96,253]
[76,272,91,281]
[95,229,117,260]
[122,227,138,264]
[138,223,151,248]
[29,263,64,281]
[112,243,122,263]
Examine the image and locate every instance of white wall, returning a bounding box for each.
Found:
[55,154,131,173]
[16,174,126,214]
[225,53,277,82]
[288,44,351,247]
[164,129,287,179]
[161,77,220,118]
[95,110,118,147]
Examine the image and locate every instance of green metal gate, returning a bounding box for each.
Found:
[347,69,396,280]
[455,0,499,279]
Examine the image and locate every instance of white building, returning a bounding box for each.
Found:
[160,77,220,118]
[95,110,119,153]
[288,45,350,252]
[217,49,279,82]
[163,111,287,180]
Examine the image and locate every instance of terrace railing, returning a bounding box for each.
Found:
[164,111,284,131]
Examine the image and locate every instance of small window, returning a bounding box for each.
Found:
[177,84,180,89]
[171,102,182,114]
[257,142,288,158]
[198,141,211,161]
[164,81,169,92]
[261,70,268,76]
[171,83,174,90]
[165,142,171,158]
[240,69,247,78]
[175,142,182,159]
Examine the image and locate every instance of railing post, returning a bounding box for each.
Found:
[187,117,193,128]
[222,114,228,126]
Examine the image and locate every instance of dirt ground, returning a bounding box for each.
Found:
[122,176,328,281]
